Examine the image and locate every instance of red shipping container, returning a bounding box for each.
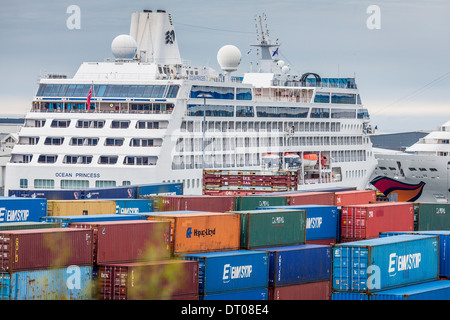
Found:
[269,281,331,300]
[0,228,94,272]
[69,220,170,264]
[156,195,236,212]
[97,260,199,300]
[333,190,376,206]
[306,238,337,246]
[340,202,414,241]
[283,192,335,206]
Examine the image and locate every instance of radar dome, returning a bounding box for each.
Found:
[111,34,137,60]
[217,45,241,72]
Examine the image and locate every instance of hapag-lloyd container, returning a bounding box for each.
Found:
[258,205,339,241]
[333,190,376,206]
[47,200,117,216]
[380,230,450,279]
[340,202,414,241]
[40,213,146,227]
[0,266,93,300]
[0,228,94,272]
[146,212,241,255]
[333,235,439,293]
[155,195,235,212]
[235,196,287,211]
[0,198,47,223]
[184,250,268,295]
[257,244,331,287]
[234,209,306,249]
[97,260,199,300]
[69,220,171,264]
[269,281,331,300]
[414,202,450,231]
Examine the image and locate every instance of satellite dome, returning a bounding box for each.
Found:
[217,45,241,72]
[111,34,137,60]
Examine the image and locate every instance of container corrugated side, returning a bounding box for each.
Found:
[234,209,306,249]
[114,199,153,214]
[331,292,369,300]
[380,230,450,279]
[40,213,146,227]
[0,228,94,272]
[136,182,183,198]
[257,244,331,287]
[269,281,331,300]
[333,190,376,206]
[0,266,92,300]
[333,235,439,293]
[283,192,335,206]
[415,203,450,231]
[235,196,287,211]
[146,212,241,255]
[200,288,268,300]
[258,205,339,241]
[69,220,171,264]
[0,198,47,223]
[184,250,268,295]
[156,195,235,213]
[47,200,117,216]
[370,280,450,300]
[0,221,60,231]
[97,260,198,300]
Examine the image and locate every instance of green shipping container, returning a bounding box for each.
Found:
[234,196,287,211]
[0,221,61,231]
[233,209,306,249]
[415,203,450,231]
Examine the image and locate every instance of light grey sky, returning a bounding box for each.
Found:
[0,0,449,132]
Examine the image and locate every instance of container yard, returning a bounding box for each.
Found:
[0,181,449,301]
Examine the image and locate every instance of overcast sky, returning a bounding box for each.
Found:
[0,0,449,132]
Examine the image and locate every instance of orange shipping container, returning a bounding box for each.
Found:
[146,212,240,255]
[333,190,376,206]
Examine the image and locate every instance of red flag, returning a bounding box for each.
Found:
[86,87,92,111]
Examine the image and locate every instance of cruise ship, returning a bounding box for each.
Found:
[371,121,450,203]
[5,10,377,196]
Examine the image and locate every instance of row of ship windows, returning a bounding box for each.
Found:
[19,179,131,189]
[378,166,438,172]
[176,136,366,152]
[19,137,162,147]
[25,119,167,129]
[11,155,157,165]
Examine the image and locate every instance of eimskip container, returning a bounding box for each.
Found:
[380,230,450,279]
[257,245,331,287]
[340,202,414,241]
[40,213,146,227]
[146,212,241,255]
[332,235,439,293]
[370,280,450,300]
[0,228,94,272]
[97,260,198,300]
[69,220,171,264]
[235,209,306,249]
[184,250,268,295]
[0,198,47,223]
[0,266,93,300]
[258,205,339,241]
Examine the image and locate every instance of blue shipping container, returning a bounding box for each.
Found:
[370,280,450,300]
[40,214,146,227]
[184,250,268,295]
[331,292,370,300]
[113,199,153,214]
[380,230,450,279]
[0,266,92,300]
[9,189,81,200]
[200,288,268,300]
[258,205,339,241]
[0,198,47,223]
[136,182,183,197]
[333,235,439,293]
[256,244,331,287]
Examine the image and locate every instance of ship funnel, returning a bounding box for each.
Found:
[129,10,182,65]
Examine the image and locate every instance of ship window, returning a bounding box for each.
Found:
[111,121,130,129]
[314,92,330,103]
[256,106,309,118]
[187,104,234,117]
[20,179,28,189]
[70,137,99,146]
[123,156,157,166]
[105,138,124,146]
[130,138,156,147]
[190,85,234,100]
[122,181,131,186]
[63,155,93,164]
[98,156,118,165]
[167,85,180,98]
[44,137,64,145]
[38,155,57,163]
[34,179,54,189]
[61,180,89,189]
[419,168,427,171]
[430,168,438,171]
[236,106,254,117]
[331,93,356,104]
[51,120,71,128]
[408,167,417,171]
[331,109,356,119]
[310,108,330,118]
[136,121,160,129]
[236,88,252,100]
[95,180,116,188]
[76,120,104,128]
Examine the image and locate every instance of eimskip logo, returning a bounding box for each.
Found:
[388,252,422,277]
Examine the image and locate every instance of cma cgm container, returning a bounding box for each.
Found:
[69,220,171,264]
[0,198,47,223]
[269,281,331,300]
[257,245,331,287]
[414,202,450,231]
[235,209,306,249]
[0,266,92,300]
[380,230,450,279]
[340,202,414,241]
[146,212,241,255]
[40,214,146,227]
[259,205,339,241]
[0,228,94,272]
[184,250,268,295]
[235,196,287,211]
[333,190,376,206]
[97,260,198,300]
[155,195,235,212]
[333,235,439,293]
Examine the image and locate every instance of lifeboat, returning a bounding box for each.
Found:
[303,153,318,167]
